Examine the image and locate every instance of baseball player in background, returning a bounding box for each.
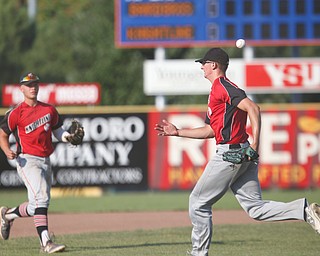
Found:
[0,72,83,253]
[155,48,320,256]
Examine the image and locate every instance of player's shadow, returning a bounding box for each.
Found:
[213,239,261,245]
[69,241,190,253]
[67,239,260,253]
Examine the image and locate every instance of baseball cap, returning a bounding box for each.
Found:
[195,48,229,65]
[20,72,40,85]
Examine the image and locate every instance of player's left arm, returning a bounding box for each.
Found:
[237,97,261,152]
[52,127,70,142]
[51,107,70,142]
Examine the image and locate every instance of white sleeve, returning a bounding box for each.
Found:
[53,127,70,142]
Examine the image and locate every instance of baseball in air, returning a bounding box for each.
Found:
[236,39,246,48]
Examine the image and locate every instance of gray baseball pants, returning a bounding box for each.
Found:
[16,154,52,216]
[189,143,306,256]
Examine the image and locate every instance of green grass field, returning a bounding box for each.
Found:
[1,189,320,255]
[2,189,320,213]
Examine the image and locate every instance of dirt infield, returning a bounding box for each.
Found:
[11,210,258,238]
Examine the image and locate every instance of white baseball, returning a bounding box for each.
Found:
[236,39,246,48]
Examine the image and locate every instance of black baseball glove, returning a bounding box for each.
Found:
[222,146,259,164]
[66,120,85,145]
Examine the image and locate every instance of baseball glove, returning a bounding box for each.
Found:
[66,120,85,145]
[222,146,259,164]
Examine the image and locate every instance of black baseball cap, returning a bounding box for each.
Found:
[20,72,40,85]
[195,48,229,65]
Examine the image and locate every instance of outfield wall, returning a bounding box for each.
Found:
[0,104,319,190]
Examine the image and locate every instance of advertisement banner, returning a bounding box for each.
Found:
[2,83,101,107]
[148,110,215,190]
[143,58,320,95]
[143,59,244,95]
[148,107,320,190]
[1,105,320,190]
[246,60,320,93]
[0,113,148,190]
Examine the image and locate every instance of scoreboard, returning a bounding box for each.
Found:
[114,0,320,48]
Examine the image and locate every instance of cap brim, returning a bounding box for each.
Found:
[195,58,205,63]
[20,80,39,86]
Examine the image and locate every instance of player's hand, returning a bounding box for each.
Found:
[5,149,16,160]
[248,143,259,161]
[154,119,179,136]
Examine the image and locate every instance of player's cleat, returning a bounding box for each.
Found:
[305,203,320,234]
[40,240,66,254]
[0,206,13,240]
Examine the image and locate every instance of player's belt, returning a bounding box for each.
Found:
[228,141,249,149]
[229,144,241,149]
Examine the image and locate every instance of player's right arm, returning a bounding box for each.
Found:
[0,129,16,160]
[237,97,261,152]
[154,119,215,139]
[0,108,18,160]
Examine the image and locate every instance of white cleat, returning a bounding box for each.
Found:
[0,206,13,240]
[305,203,320,234]
[40,240,66,254]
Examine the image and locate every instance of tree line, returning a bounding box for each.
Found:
[0,0,319,106]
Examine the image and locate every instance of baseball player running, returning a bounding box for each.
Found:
[0,72,84,253]
[155,48,320,256]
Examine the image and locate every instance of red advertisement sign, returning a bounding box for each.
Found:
[148,111,212,190]
[246,61,320,92]
[148,106,320,190]
[2,83,101,106]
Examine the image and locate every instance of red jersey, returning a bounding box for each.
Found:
[205,76,249,145]
[0,101,62,157]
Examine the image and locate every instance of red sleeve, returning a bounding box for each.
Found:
[0,109,18,135]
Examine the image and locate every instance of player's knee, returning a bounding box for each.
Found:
[189,195,213,221]
[247,207,263,220]
[27,201,49,216]
[27,204,35,216]
[189,193,195,205]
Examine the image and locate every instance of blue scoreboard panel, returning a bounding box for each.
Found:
[115,0,320,48]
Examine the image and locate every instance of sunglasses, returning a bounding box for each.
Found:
[23,82,39,88]
[201,61,214,65]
